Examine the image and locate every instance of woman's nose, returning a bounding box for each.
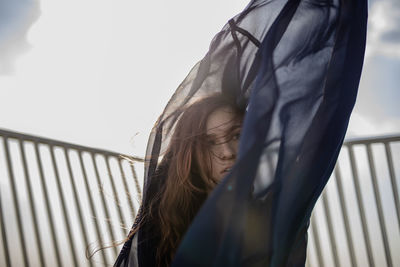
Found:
[219,141,236,160]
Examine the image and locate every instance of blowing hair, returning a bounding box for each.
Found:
[87,93,244,266]
[147,93,244,266]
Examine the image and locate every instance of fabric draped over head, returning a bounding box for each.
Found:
[117,0,367,266]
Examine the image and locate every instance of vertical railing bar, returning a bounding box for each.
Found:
[49,145,79,267]
[3,137,30,267]
[105,155,126,237]
[117,159,136,223]
[366,144,393,267]
[78,151,108,266]
[90,152,118,256]
[34,142,63,267]
[310,214,324,267]
[334,165,358,267]
[384,143,400,230]
[64,148,93,267]
[130,163,142,203]
[0,175,11,267]
[321,191,340,267]
[348,145,374,267]
[19,139,46,267]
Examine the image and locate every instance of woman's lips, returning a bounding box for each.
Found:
[221,167,232,174]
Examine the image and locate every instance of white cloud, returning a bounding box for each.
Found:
[347,111,400,138]
[0,0,40,74]
[365,0,400,59]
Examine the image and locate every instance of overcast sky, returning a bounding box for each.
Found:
[1,2,399,266]
[0,0,399,157]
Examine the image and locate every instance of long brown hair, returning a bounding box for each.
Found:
[135,93,244,266]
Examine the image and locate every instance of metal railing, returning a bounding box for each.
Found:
[0,128,143,267]
[306,135,400,267]
[0,128,399,266]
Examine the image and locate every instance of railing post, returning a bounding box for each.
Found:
[334,165,358,267]
[64,148,93,267]
[366,144,393,267]
[34,141,63,267]
[19,139,45,267]
[348,145,374,267]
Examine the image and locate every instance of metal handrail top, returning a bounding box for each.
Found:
[0,127,143,162]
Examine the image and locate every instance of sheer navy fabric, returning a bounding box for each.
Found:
[115,0,367,266]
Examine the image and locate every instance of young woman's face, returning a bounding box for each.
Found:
[205,106,242,182]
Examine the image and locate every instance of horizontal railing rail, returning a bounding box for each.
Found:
[0,128,143,161]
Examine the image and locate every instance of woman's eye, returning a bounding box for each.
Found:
[232,132,241,140]
[208,139,217,145]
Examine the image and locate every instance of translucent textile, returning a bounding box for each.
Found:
[115,0,367,266]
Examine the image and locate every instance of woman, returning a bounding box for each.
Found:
[115,93,308,267]
[117,0,367,265]
[115,93,246,266]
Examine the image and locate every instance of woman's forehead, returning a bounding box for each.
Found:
[206,107,241,136]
